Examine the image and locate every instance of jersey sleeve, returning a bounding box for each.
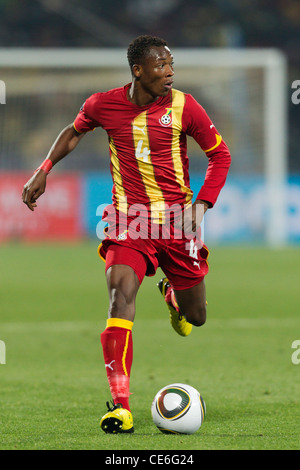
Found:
[183,94,231,207]
[73,93,102,133]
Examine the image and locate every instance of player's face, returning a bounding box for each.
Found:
[137,46,174,99]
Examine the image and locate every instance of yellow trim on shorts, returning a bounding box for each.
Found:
[97,242,106,262]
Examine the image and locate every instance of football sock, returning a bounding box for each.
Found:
[165,285,180,313]
[100,318,133,412]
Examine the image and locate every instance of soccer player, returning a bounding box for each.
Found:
[22,35,231,434]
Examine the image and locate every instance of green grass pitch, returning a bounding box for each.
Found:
[0,243,299,450]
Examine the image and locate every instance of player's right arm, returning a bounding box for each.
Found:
[22,123,86,211]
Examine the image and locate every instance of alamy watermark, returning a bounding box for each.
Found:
[291,340,300,365]
[291,80,300,105]
[0,340,6,364]
[96,199,205,252]
[0,80,6,104]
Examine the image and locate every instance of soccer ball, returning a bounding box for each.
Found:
[151,383,206,434]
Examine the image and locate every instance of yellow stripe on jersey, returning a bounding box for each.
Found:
[132,111,166,222]
[171,89,193,204]
[203,133,222,153]
[109,136,127,213]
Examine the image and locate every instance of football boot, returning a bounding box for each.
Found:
[100,401,134,434]
[157,277,192,337]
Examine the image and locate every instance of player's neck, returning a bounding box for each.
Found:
[127,81,159,107]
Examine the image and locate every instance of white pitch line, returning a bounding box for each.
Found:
[0,318,299,333]
[0,321,100,333]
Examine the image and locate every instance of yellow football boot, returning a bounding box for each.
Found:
[100,401,134,434]
[157,278,192,337]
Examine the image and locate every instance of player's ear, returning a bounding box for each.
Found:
[132,64,142,80]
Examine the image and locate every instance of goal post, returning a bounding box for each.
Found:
[0,48,288,246]
[175,49,288,247]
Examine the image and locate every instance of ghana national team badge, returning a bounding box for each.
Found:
[159,108,172,127]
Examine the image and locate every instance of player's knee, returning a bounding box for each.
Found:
[186,305,206,327]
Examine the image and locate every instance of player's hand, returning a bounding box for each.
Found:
[182,200,208,235]
[22,169,47,211]
[191,199,208,230]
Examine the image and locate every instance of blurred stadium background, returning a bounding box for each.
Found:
[0,0,299,246]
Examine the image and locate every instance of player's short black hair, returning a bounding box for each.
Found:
[127,35,168,71]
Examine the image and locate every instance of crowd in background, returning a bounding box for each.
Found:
[0,0,299,60]
[0,0,299,170]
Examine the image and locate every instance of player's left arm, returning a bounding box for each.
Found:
[183,94,231,227]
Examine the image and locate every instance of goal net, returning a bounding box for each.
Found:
[0,48,288,245]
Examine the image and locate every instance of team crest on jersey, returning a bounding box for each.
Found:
[159,108,172,127]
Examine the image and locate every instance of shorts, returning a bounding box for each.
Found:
[98,228,209,291]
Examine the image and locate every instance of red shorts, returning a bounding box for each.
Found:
[98,230,209,291]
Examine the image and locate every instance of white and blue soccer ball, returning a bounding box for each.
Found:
[151,383,206,434]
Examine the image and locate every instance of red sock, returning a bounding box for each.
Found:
[165,285,180,312]
[100,318,133,412]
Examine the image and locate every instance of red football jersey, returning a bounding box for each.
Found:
[74,84,231,212]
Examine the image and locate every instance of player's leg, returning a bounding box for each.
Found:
[106,263,140,322]
[157,277,193,336]
[158,236,209,334]
[100,245,147,433]
[173,279,207,327]
[102,263,140,410]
